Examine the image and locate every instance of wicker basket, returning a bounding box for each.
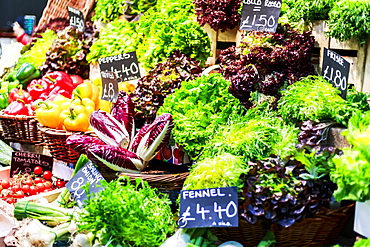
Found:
[119,159,190,192]
[212,204,354,247]
[37,0,95,30]
[0,112,43,143]
[38,125,86,164]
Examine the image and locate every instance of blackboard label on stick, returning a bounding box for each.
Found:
[67,6,85,32]
[66,161,106,208]
[98,52,141,83]
[240,0,282,32]
[100,71,119,103]
[322,48,350,99]
[178,187,238,228]
[10,151,53,177]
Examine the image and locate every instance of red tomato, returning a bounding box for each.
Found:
[29,185,38,195]
[24,178,33,186]
[34,166,43,175]
[22,184,31,194]
[43,170,53,180]
[11,184,21,193]
[43,181,53,189]
[34,177,43,184]
[56,179,66,188]
[36,183,45,193]
[14,190,25,199]
[1,180,10,189]
[0,189,10,197]
[6,198,17,204]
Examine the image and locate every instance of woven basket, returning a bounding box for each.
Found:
[212,204,354,247]
[119,159,190,192]
[37,0,95,30]
[38,125,88,164]
[0,112,43,143]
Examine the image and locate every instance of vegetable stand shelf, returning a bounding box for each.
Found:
[0,112,43,144]
[212,204,354,247]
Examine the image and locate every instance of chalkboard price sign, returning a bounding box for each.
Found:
[100,71,119,103]
[322,48,350,99]
[66,161,106,208]
[98,52,141,84]
[240,0,282,32]
[10,151,53,177]
[67,6,85,32]
[178,187,238,228]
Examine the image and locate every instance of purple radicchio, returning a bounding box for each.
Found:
[111,91,136,142]
[90,110,130,149]
[86,144,144,172]
[66,134,106,155]
[129,113,173,163]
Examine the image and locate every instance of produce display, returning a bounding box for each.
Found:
[1,0,370,247]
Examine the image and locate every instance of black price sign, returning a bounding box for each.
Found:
[10,151,53,176]
[66,161,106,208]
[240,0,282,32]
[98,52,141,83]
[67,6,85,32]
[100,70,119,103]
[178,187,238,228]
[322,48,350,99]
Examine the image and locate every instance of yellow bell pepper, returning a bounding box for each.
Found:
[35,101,63,129]
[71,97,95,115]
[51,95,72,110]
[118,81,136,93]
[98,98,113,113]
[60,107,90,132]
[73,80,100,109]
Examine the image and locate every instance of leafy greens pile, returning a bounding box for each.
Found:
[132,50,203,128]
[199,112,298,163]
[330,111,370,202]
[183,153,247,190]
[219,24,315,108]
[76,177,175,246]
[158,73,246,160]
[326,0,370,46]
[193,0,242,31]
[88,0,211,70]
[277,75,358,126]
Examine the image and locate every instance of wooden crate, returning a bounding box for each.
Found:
[309,21,370,93]
[203,24,239,66]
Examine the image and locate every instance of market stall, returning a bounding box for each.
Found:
[0,0,370,246]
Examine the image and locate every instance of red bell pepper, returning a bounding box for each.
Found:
[4,99,30,116]
[45,86,73,101]
[43,71,74,93]
[27,79,50,101]
[9,86,31,104]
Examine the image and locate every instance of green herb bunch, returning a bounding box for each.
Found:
[158,73,246,160]
[92,0,127,23]
[76,177,175,247]
[327,0,370,46]
[183,153,247,190]
[330,111,370,202]
[277,75,357,126]
[199,114,298,163]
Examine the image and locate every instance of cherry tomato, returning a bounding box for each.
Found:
[43,170,53,180]
[11,184,21,193]
[56,179,66,188]
[22,184,31,194]
[29,185,38,195]
[14,190,25,199]
[6,198,17,204]
[43,181,53,189]
[1,180,10,189]
[34,166,43,175]
[36,183,45,193]
[23,178,33,186]
[34,177,43,184]
[0,189,10,197]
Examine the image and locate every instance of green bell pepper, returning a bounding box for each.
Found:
[7,71,17,82]
[7,80,20,92]
[15,63,41,87]
[0,93,9,109]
